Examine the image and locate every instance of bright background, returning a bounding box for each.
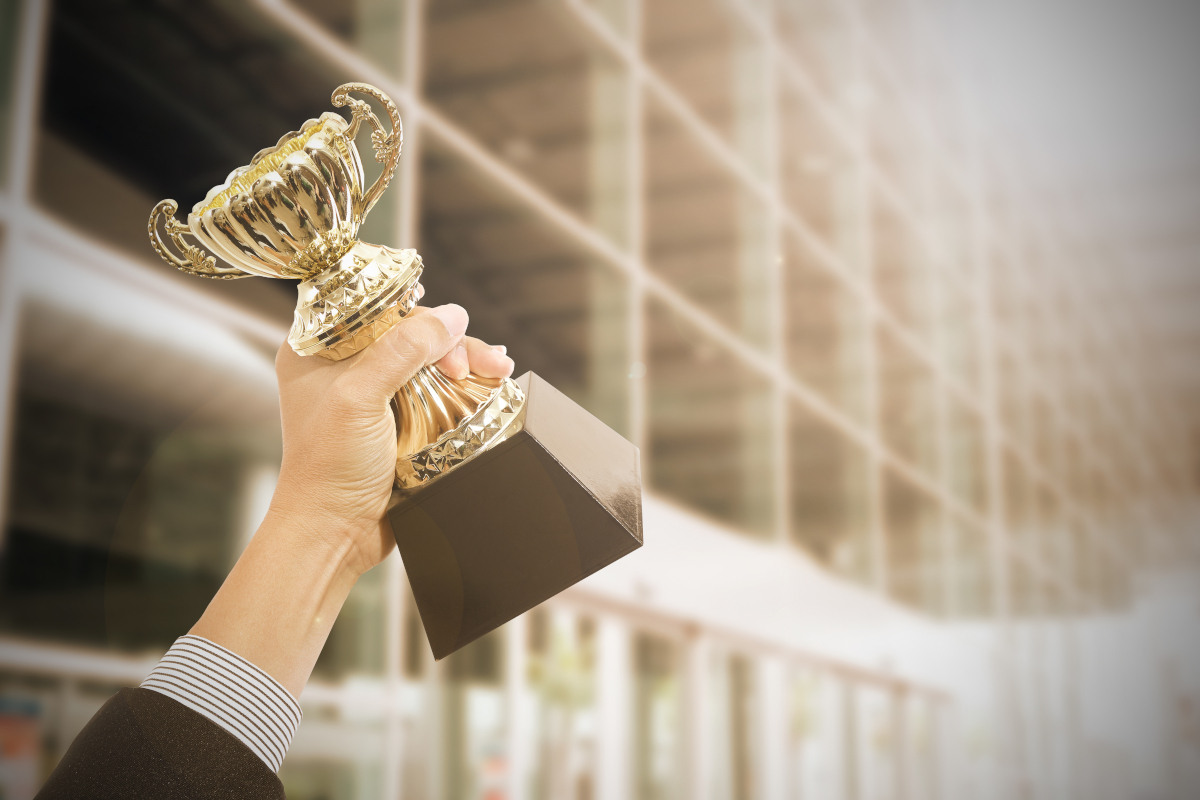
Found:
[0,0,1198,799]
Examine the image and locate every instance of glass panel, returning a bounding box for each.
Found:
[939,281,981,393]
[1071,522,1098,611]
[647,302,775,537]
[37,0,363,317]
[1039,490,1070,601]
[523,608,598,800]
[790,404,872,581]
[581,0,635,38]
[865,57,925,206]
[632,631,684,800]
[877,330,938,477]
[441,629,508,800]
[852,685,897,800]
[775,0,853,104]
[0,0,20,188]
[282,705,388,800]
[784,233,869,423]
[418,135,632,436]
[997,342,1029,444]
[0,301,280,653]
[0,672,127,787]
[904,696,942,800]
[644,0,769,166]
[786,668,849,800]
[779,82,857,254]
[946,399,986,512]
[1008,552,1042,618]
[287,0,408,80]
[424,0,633,248]
[644,93,772,349]
[873,200,935,346]
[708,651,759,800]
[883,469,945,614]
[948,523,993,618]
[1003,450,1033,551]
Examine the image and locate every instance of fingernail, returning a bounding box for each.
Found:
[428,304,468,338]
[492,344,507,355]
[415,282,425,300]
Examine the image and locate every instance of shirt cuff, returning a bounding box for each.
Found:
[140,635,302,772]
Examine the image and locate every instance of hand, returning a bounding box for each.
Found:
[269,298,515,577]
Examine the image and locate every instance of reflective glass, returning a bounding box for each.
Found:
[523,608,598,800]
[644,93,772,349]
[37,0,361,320]
[790,404,872,581]
[851,685,897,800]
[784,233,869,423]
[948,523,994,618]
[632,632,683,800]
[779,83,857,255]
[785,669,849,800]
[418,135,633,436]
[873,200,936,346]
[424,0,633,248]
[775,0,852,103]
[0,0,19,188]
[288,0,408,80]
[440,629,508,800]
[647,302,775,538]
[707,651,759,800]
[946,399,986,512]
[1,301,281,653]
[877,329,938,477]
[644,0,769,164]
[884,469,945,614]
[282,706,388,800]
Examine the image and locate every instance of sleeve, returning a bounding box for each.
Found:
[34,687,286,799]
[139,635,302,772]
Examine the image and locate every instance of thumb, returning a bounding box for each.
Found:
[350,304,469,405]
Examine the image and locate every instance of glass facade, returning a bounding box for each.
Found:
[0,1,1195,799]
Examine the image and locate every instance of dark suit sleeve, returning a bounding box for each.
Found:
[35,687,286,799]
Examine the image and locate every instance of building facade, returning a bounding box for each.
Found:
[1,1,1196,799]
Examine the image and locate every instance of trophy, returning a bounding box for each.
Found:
[148,83,642,658]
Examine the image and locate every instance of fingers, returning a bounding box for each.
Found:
[350,303,469,405]
[435,336,515,380]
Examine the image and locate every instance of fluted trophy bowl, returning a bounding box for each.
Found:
[148,83,525,489]
[186,112,366,280]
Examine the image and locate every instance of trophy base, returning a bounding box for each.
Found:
[387,372,643,659]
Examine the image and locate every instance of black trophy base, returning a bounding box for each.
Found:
[387,372,643,659]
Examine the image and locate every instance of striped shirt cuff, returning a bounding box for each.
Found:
[141,635,302,772]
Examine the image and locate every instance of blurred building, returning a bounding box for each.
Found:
[1,0,1198,799]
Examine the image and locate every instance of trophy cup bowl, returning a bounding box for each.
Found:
[149,83,642,658]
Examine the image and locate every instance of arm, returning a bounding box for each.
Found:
[36,302,514,797]
[190,301,514,696]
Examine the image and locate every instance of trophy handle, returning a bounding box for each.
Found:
[331,82,403,219]
[148,200,251,280]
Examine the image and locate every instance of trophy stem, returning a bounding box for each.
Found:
[288,241,528,492]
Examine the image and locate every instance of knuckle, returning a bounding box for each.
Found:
[388,325,434,367]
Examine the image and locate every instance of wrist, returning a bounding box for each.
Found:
[259,499,379,580]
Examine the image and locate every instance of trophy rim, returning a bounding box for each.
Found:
[189,112,350,218]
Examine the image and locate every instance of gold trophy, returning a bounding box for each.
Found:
[148,84,642,659]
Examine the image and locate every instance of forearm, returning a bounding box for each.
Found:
[189,507,364,699]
